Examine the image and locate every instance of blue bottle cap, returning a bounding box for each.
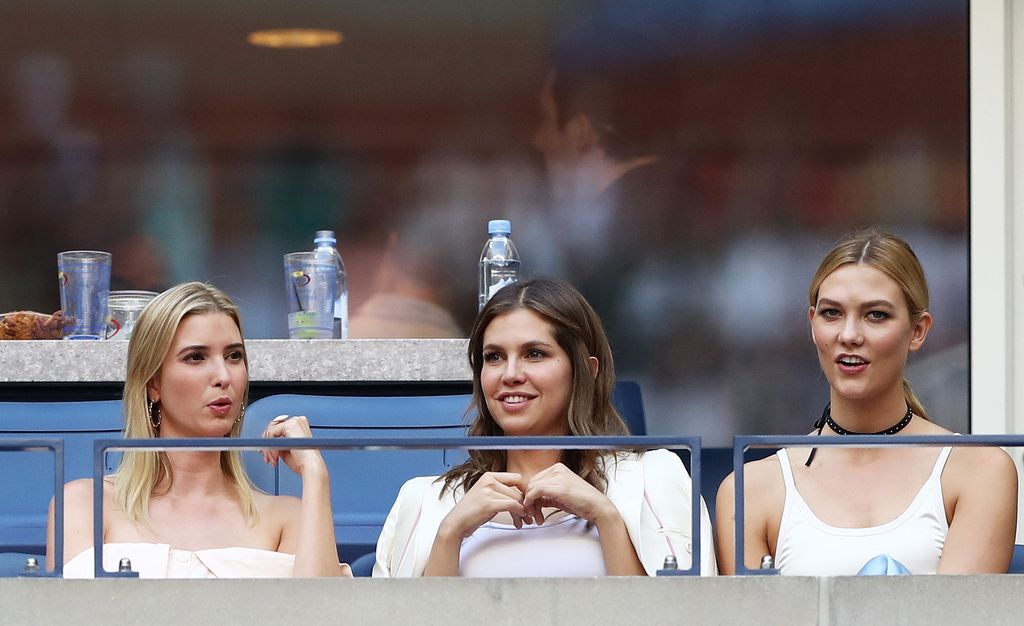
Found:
[314,230,337,245]
[487,220,511,236]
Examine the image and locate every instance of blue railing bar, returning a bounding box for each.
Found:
[91,435,702,578]
[54,439,64,578]
[0,439,64,578]
[737,434,1024,448]
[732,433,1024,575]
[0,440,65,452]
[93,435,697,451]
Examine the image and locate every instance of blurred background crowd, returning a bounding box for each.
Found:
[0,0,968,444]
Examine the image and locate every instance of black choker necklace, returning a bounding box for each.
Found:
[804,404,914,466]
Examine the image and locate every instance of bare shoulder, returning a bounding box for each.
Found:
[61,478,114,507]
[256,492,303,525]
[945,442,1017,486]
[738,453,785,490]
[915,420,1017,484]
[63,478,94,502]
[718,453,785,501]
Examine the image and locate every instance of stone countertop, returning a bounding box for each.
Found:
[0,339,471,383]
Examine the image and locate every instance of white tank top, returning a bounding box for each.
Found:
[459,513,606,577]
[774,447,951,575]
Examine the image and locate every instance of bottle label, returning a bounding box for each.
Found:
[488,276,517,299]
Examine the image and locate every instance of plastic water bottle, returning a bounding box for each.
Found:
[479,220,520,309]
[313,230,349,339]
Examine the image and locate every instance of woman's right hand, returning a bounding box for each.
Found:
[260,414,326,478]
[437,472,529,540]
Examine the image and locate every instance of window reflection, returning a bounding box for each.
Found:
[0,1,967,443]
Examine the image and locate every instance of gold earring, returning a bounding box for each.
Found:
[148,399,161,429]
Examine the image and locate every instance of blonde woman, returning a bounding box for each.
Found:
[47,282,348,577]
[716,231,1016,575]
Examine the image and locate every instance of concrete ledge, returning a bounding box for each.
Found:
[825,575,1024,624]
[0,577,820,626]
[0,339,470,384]
[6,576,1024,625]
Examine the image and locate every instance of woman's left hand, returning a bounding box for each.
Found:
[522,463,618,527]
[261,414,326,477]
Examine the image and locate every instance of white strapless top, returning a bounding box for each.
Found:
[63,543,295,578]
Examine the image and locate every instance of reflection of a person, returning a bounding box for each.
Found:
[119,49,210,288]
[348,231,462,339]
[4,52,99,309]
[530,40,721,412]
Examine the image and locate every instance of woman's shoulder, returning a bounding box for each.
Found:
[62,476,116,506]
[254,491,301,519]
[943,439,1017,484]
[912,419,1015,476]
[718,451,785,499]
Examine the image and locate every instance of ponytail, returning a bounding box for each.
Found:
[902,378,929,421]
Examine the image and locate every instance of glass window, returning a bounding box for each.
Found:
[0,1,967,441]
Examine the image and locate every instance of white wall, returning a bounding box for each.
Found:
[971,0,1024,540]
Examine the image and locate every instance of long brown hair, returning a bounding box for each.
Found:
[440,278,629,495]
[809,230,931,419]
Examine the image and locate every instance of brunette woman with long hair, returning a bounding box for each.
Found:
[375,278,715,577]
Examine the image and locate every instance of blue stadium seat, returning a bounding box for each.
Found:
[241,393,473,562]
[0,400,123,555]
[1011,544,1024,574]
[612,380,646,436]
[349,551,376,577]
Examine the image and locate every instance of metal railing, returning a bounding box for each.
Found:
[90,435,704,578]
[732,434,1024,575]
[0,439,64,577]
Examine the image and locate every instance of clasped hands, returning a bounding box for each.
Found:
[440,463,618,540]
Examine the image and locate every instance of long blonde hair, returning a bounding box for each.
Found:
[114,282,259,524]
[809,230,931,419]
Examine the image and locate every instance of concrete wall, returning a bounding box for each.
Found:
[3,576,1023,626]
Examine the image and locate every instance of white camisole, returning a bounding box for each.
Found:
[459,513,606,577]
[774,447,951,575]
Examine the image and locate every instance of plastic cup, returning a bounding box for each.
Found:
[284,251,337,339]
[57,250,112,340]
[105,290,159,340]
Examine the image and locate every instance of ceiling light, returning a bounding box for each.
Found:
[247,29,343,49]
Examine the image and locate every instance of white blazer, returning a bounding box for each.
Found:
[373,449,717,577]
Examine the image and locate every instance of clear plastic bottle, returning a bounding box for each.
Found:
[313,230,349,339]
[478,219,520,310]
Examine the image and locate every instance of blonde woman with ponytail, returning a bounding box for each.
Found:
[47,282,348,577]
[717,230,1016,575]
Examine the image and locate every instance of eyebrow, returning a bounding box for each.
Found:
[482,340,554,351]
[816,298,896,309]
[175,342,245,357]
